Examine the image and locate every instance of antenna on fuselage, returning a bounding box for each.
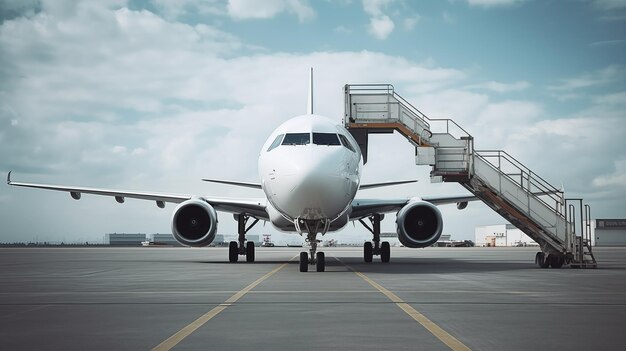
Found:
[307,67,314,115]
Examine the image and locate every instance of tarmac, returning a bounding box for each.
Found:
[1,246,625,351]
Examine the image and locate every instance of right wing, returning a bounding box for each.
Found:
[7,172,268,219]
[350,193,480,220]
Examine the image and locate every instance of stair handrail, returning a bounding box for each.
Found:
[474,150,565,218]
[345,84,475,141]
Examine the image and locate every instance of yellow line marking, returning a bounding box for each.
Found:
[337,257,471,351]
[152,259,293,351]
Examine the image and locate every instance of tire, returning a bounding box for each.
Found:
[550,254,564,268]
[536,252,549,268]
[246,241,255,263]
[316,252,325,272]
[299,252,308,272]
[228,241,238,263]
[380,241,390,263]
[364,242,373,263]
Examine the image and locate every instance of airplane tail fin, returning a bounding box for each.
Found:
[307,67,314,115]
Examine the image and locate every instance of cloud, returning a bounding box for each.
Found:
[151,0,225,20]
[466,0,526,7]
[403,15,420,30]
[227,0,315,22]
[593,0,626,10]
[549,65,625,92]
[362,0,395,39]
[468,81,531,93]
[593,159,626,187]
[368,14,394,39]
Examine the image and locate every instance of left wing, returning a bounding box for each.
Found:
[350,194,478,219]
[7,172,268,219]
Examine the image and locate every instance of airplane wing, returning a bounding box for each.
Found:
[201,179,419,191]
[7,172,268,219]
[202,179,263,189]
[349,194,478,219]
[358,180,417,190]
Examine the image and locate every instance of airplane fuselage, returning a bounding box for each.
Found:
[258,114,362,234]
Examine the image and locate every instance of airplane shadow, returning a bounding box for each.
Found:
[195,257,538,274]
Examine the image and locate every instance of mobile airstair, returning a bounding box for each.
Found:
[344,84,597,268]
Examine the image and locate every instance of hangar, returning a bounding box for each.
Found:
[593,219,626,247]
[104,233,146,246]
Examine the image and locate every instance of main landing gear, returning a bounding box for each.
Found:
[298,219,328,273]
[229,214,259,263]
[359,214,390,263]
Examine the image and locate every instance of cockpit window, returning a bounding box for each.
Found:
[313,133,341,146]
[282,133,310,145]
[338,134,356,152]
[267,134,284,152]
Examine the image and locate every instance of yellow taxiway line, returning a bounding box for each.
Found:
[151,259,292,351]
[336,257,472,351]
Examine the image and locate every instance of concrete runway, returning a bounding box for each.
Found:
[1,246,625,350]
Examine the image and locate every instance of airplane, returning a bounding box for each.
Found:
[6,69,478,272]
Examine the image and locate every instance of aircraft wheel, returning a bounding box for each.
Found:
[316,252,325,272]
[380,241,390,263]
[299,252,309,272]
[246,241,255,263]
[228,241,238,263]
[364,242,373,263]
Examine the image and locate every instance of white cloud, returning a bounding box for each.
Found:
[151,0,225,20]
[593,0,626,10]
[227,0,315,22]
[466,0,526,7]
[362,0,395,39]
[549,65,625,92]
[368,14,394,39]
[593,91,626,105]
[403,15,420,30]
[593,159,626,187]
[334,25,352,34]
[469,81,531,93]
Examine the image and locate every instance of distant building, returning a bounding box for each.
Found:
[591,219,626,247]
[104,233,146,246]
[380,232,401,246]
[150,233,183,246]
[475,224,537,247]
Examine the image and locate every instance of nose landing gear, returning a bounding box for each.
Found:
[297,218,329,272]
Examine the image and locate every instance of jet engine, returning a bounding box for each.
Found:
[396,201,443,248]
[171,199,218,247]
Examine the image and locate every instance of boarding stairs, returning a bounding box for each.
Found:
[344,84,596,268]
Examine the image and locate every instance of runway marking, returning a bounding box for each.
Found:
[151,258,294,351]
[336,257,471,351]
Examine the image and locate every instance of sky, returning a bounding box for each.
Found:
[0,0,625,244]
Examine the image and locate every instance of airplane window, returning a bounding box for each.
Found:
[313,133,341,146]
[267,134,284,152]
[282,133,310,145]
[338,134,356,152]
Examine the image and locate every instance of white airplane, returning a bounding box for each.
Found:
[7,69,477,272]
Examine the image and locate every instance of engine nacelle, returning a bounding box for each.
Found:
[396,201,443,248]
[171,199,218,247]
